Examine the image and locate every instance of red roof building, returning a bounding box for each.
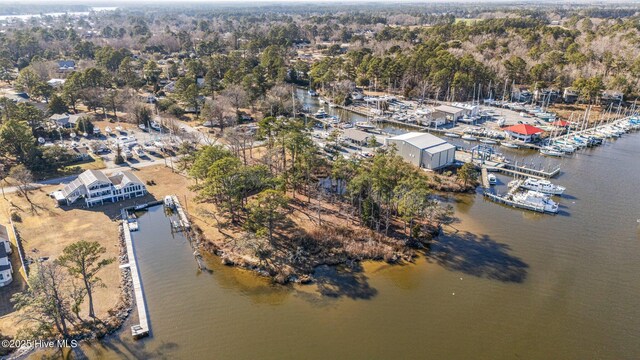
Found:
[503,124,545,143]
[551,120,570,127]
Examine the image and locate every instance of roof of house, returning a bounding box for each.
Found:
[79,169,111,185]
[0,224,8,242]
[343,128,372,142]
[551,120,569,127]
[58,60,76,68]
[50,113,70,121]
[434,105,466,114]
[504,124,544,135]
[388,132,454,153]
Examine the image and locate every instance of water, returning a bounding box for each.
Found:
[66,129,640,360]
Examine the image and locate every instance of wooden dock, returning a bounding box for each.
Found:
[121,209,150,339]
[486,162,560,179]
[481,167,490,188]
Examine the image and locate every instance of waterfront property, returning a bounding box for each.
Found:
[0,225,13,287]
[386,132,456,170]
[503,124,544,143]
[53,169,147,207]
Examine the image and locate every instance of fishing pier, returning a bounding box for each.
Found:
[121,208,150,339]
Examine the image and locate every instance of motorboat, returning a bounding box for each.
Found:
[123,148,133,159]
[501,142,519,149]
[461,134,477,141]
[115,125,124,133]
[512,190,559,213]
[444,132,460,138]
[355,121,375,130]
[150,121,162,131]
[486,173,499,186]
[314,109,328,119]
[521,178,565,195]
[540,147,564,157]
[479,139,498,145]
[138,123,147,131]
[105,126,112,135]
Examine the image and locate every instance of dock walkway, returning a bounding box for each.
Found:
[121,209,150,339]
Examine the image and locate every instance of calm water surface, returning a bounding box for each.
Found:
[70,127,640,360]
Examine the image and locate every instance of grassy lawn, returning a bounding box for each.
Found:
[62,154,107,172]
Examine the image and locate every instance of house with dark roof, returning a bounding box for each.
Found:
[53,169,147,207]
[0,224,13,287]
[58,60,76,72]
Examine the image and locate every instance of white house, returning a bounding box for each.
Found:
[386,132,456,170]
[54,170,147,207]
[0,224,13,287]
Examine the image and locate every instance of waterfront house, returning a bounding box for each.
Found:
[54,169,147,207]
[0,224,13,287]
[503,124,544,143]
[386,132,456,170]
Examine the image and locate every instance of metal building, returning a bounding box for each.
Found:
[386,132,456,170]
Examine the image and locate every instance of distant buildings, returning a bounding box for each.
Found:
[386,132,456,170]
[0,224,13,287]
[53,169,147,207]
[49,113,84,128]
[58,60,76,72]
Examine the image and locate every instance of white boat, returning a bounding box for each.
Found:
[461,134,477,141]
[314,109,328,118]
[115,125,124,132]
[501,142,519,149]
[138,123,147,131]
[150,121,161,131]
[479,139,498,144]
[163,195,175,209]
[521,178,566,195]
[512,190,559,213]
[540,147,564,157]
[488,173,497,185]
[105,126,112,134]
[123,148,133,159]
[339,123,354,129]
[444,132,460,138]
[355,121,375,130]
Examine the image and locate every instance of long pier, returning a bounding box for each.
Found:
[120,209,150,339]
[487,162,560,179]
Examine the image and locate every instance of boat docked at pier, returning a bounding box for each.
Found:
[521,178,565,195]
[512,190,559,213]
[355,121,375,130]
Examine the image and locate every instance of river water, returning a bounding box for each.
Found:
[68,103,640,359]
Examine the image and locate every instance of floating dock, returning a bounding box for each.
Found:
[121,209,150,339]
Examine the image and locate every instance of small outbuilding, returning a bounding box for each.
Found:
[386,132,456,170]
